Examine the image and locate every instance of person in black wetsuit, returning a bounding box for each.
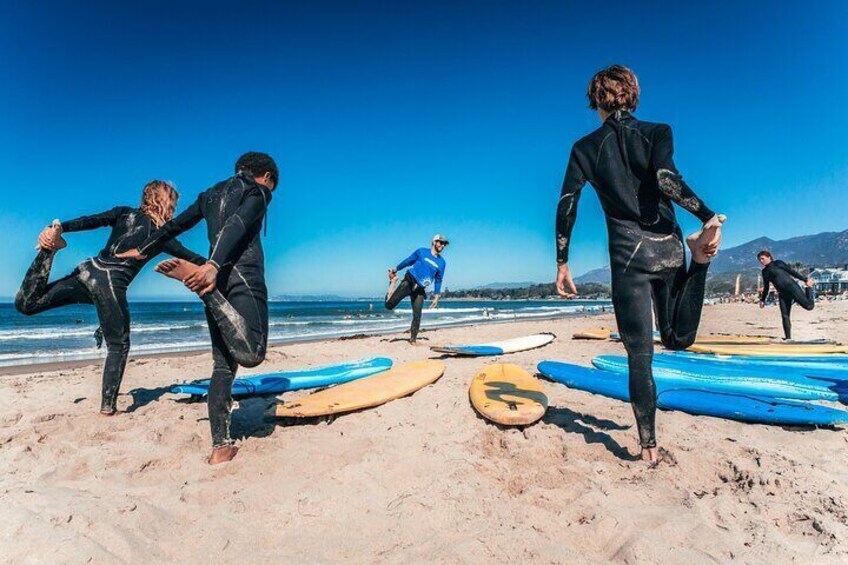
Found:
[15,181,205,415]
[554,65,726,465]
[117,152,277,465]
[757,250,815,339]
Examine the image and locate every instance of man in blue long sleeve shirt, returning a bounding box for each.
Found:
[385,235,448,344]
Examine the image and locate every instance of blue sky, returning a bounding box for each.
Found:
[1,1,846,299]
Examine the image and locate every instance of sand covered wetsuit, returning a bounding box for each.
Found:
[760,260,814,339]
[15,207,205,413]
[385,248,446,342]
[556,110,717,448]
[135,173,272,448]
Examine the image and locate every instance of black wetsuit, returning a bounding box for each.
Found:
[385,272,427,341]
[135,173,272,448]
[556,110,716,448]
[760,260,814,339]
[15,207,204,413]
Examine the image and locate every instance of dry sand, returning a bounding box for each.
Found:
[2,301,847,564]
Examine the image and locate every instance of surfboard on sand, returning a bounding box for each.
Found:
[687,344,848,356]
[431,333,555,356]
[171,357,393,397]
[572,327,612,340]
[468,363,547,426]
[274,360,445,418]
[537,360,848,426]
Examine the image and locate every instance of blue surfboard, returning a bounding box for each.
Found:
[648,354,848,391]
[671,351,848,366]
[591,355,844,402]
[171,357,393,397]
[537,361,848,426]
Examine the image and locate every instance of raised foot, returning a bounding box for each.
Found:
[155,258,201,282]
[209,445,239,465]
[687,214,726,264]
[39,222,67,252]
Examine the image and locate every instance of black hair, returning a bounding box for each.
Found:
[757,250,773,260]
[235,152,279,186]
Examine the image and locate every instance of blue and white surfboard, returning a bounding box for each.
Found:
[431,333,555,356]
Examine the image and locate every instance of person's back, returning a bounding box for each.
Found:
[571,112,704,236]
[199,174,271,274]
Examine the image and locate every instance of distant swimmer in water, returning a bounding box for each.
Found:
[757,250,815,339]
[117,152,277,465]
[385,235,448,344]
[15,181,205,415]
[553,65,725,466]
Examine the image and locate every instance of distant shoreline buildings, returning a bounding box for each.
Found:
[810,267,848,295]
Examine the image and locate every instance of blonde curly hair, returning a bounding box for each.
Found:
[140,180,179,228]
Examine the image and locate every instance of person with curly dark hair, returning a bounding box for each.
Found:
[15,181,205,415]
[757,250,815,339]
[554,65,726,465]
[118,152,278,464]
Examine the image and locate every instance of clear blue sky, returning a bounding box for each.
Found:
[1,1,846,299]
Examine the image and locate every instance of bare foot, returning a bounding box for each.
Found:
[687,214,726,264]
[99,409,121,417]
[155,258,201,281]
[209,445,239,465]
[640,446,660,468]
[409,339,423,346]
[38,221,67,251]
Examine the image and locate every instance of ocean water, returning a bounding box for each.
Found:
[0,299,611,367]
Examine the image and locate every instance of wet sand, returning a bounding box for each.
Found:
[1,301,847,563]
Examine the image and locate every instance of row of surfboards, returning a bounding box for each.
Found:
[572,326,848,356]
[168,329,848,426]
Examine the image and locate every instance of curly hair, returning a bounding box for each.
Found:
[140,180,179,228]
[235,152,279,187]
[587,65,640,113]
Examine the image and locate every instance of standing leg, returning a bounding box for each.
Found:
[409,288,426,343]
[612,270,658,456]
[778,295,794,339]
[206,309,240,463]
[91,288,131,414]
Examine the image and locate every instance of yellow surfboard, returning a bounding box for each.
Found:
[687,343,848,356]
[468,363,548,426]
[274,360,445,417]
[572,327,612,340]
[695,335,773,345]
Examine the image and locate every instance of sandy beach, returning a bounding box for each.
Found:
[2,300,847,563]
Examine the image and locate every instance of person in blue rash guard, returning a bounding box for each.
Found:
[385,235,448,344]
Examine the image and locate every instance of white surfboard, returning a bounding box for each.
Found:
[431,333,556,356]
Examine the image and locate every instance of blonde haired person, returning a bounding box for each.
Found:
[15,181,205,415]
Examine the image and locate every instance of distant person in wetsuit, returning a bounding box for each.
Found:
[15,181,205,415]
[757,250,815,339]
[385,235,448,344]
[117,152,277,465]
[554,65,726,466]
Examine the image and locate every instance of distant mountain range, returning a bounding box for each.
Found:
[573,229,848,286]
[475,281,539,290]
[710,229,848,273]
